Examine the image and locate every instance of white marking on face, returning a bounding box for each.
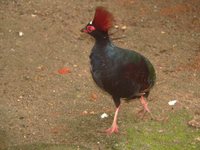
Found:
[89,21,93,24]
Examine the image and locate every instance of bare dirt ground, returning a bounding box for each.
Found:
[0,0,200,149]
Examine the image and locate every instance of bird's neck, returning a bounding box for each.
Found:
[90,30,110,46]
[95,36,111,47]
[92,31,112,51]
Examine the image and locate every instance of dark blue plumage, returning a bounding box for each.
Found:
[81,7,156,134]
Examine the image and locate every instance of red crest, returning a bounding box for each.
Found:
[92,7,114,32]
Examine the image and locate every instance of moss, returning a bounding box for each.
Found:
[118,110,200,149]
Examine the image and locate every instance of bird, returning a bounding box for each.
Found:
[81,6,156,134]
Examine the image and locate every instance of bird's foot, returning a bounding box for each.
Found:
[140,97,150,113]
[137,96,154,119]
[137,108,155,120]
[106,124,119,134]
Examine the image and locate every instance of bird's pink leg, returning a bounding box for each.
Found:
[106,106,120,134]
[140,96,150,113]
[139,96,157,120]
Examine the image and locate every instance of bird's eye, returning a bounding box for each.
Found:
[89,21,93,25]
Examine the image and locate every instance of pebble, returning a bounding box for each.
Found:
[89,111,95,114]
[195,137,200,142]
[161,31,165,34]
[114,25,119,29]
[31,14,37,17]
[121,25,127,30]
[19,31,24,37]
[73,64,78,68]
[10,48,15,51]
[168,100,177,106]
[101,113,108,119]
[83,110,88,114]
[91,93,97,101]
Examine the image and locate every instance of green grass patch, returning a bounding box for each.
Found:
[118,110,200,150]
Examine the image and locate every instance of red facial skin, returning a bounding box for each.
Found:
[83,25,96,33]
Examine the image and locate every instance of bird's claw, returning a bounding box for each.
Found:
[106,125,119,134]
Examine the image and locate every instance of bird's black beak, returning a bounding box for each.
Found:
[80,27,87,33]
[80,28,84,32]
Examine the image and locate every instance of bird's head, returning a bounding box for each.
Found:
[81,6,114,36]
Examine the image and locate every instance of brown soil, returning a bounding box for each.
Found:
[0,0,200,149]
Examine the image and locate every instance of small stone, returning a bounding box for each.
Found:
[158,129,164,133]
[161,31,165,34]
[195,137,200,142]
[37,65,44,70]
[121,25,127,30]
[83,110,88,114]
[114,25,119,29]
[19,31,24,37]
[91,93,97,101]
[89,111,95,114]
[101,113,109,119]
[31,14,37,17]
[73,64,78,67]
[10,48,15,51]
[168,100,177,106]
